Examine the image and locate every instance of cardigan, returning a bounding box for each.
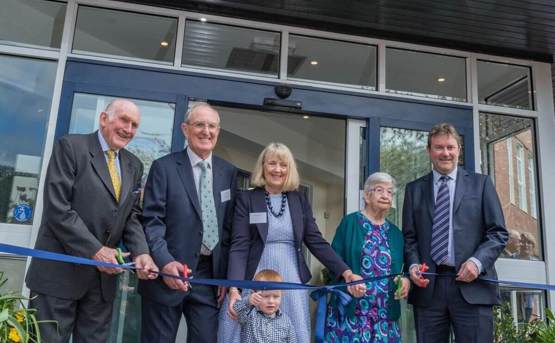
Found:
[329,211,404,321]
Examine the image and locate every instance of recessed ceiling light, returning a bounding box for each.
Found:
[200,17,207,22]
[160,41,169,47]
[310,60,318,66]
[437,77,446,82]
[303,115,310,119]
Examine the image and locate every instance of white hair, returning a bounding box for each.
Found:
[184,102,219,123]
[363,172,396,192]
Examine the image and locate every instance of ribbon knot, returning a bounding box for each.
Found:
[310,287,352,343]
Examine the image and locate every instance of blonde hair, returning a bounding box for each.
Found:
[254,269,283,282]
[250,142,300,192]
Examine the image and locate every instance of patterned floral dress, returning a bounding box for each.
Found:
[325,212,402,343]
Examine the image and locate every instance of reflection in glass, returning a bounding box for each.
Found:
[379,127,430,226]
[0,55,57,224]
[478,60,533,110]
[479,112,541,260]
[0,0,66,49]
[386,48,467,102]
[288,35,377,88]
[500,288,545,323]
[183,21,280,76]
[73,6,177,63]
[69,94,175,184]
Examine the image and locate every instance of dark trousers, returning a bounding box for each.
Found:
[141,255,219,343]
[30,277,113,343]
[414,267,494,343]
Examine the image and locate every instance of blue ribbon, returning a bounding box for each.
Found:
[5,242,555,342]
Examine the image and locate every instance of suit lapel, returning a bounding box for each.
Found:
[212,157,224,222]
[252,189,269,242]
[423,172,435,219]
[453,168,468,215]
[88,133,118,202]
[175,150,202,218]
[287,191,303,244]
[118,149,134,205]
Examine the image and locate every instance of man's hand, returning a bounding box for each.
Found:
[133,254,159,280]
[456,260,479,283]
[227,287,241,320]
[342,270,366,298]
[161,261,189,292]
[93,246,126,274]
[409,264,430,288]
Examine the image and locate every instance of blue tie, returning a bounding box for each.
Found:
[431,176,450,265]
[199,161,218,251]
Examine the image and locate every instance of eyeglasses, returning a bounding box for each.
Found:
[188,121,219,131]
[368,187,395,196]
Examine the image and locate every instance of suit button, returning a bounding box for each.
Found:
[198,231,202,236]
[195,252,199,258]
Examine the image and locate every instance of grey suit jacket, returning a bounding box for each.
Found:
[26,132,149,301]
[138,149,237,306]
[403,168,508,306]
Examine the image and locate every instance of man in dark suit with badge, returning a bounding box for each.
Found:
[139,102,237,343]
[403,123,508,343]
[26,99,158,343]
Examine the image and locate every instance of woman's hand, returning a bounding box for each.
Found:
[395,277,410,299]
[227,287,242,320]
[342,270,366,298]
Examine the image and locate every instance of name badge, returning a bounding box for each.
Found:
[249,212,267,224]
[221,189,231,202]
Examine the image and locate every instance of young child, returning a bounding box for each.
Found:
[233,269,297,343]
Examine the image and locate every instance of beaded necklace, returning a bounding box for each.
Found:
[265,191,287,217]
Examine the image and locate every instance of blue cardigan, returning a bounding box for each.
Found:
[329,212,404,321]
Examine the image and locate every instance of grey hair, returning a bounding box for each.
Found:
[103,98,139,119]
[184,102,219,123]
[363,172,396,192]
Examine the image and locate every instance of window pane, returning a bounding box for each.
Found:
[73,6,177,63]
[0,257,26,293]
[380,127,431,227]
[500,288,545,323]
[386,48,467,101]
[0,0,65,49]
[0,55,57,224]
[182,21,280,76]
[288,35,377,88]
[478,60,533,110]
[479,112,541,260]
[68,94,175,182]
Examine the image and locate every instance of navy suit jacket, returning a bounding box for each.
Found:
[227,188,349,283]
[403,168,508,306]
[138,149,237,306]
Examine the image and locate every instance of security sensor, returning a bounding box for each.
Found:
[275,85,292,99]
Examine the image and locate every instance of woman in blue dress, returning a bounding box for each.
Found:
[325,172,410,343]
[218,142,365,343]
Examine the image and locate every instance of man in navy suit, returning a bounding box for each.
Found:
[139,102,237,343]
[403,123,508,343]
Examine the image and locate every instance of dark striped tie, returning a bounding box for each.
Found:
[431,175,450,265]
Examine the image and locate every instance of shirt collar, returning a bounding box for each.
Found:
[432,166,458,184]
[187,146,212,168]
[97,130,119,155]
[257,308,282,318]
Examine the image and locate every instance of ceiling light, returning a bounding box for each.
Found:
[200,17,207,22]
[303,115,310,119]
[160,41,169,47]
[310,60,318,66]
[437,77,446,82]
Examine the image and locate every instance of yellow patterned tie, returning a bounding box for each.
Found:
[106,149,121,202]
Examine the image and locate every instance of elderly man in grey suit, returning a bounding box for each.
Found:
[403,123,508,343]
[139,102,237,343]
[26,99,158,343]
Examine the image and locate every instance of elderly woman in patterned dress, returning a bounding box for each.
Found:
[325,172,410,343]
[218,142,365,343]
